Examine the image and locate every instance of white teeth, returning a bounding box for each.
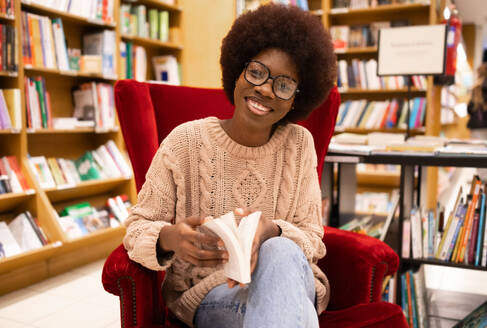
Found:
[248,99,270,112]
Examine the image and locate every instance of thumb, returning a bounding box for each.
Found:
[235,207,252,216]
[184,216,205,227]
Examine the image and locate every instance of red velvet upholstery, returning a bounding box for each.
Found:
[103,80,407,328]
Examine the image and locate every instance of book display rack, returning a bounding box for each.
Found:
[0,0,183,295]
[324,150,487,325]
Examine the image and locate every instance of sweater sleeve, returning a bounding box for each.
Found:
[272,131,326,264]
[123,142,178,271]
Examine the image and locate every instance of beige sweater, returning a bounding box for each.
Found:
[123,117,329,327]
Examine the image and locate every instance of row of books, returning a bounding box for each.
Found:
[336,98,426,130]
[0,156,30,194]
[0,88,21,130]
[120,42,146,81]
[402,175,487,266]
[332,0,429,9]
[399,267,428,328]
[24,76,52,129]
[0,23,17,72]
[27,0,115,24]
[0,0,13,17]
[330,21,408,50]
[0,211,50,258]
[72,82,116,130]
[120,4,170,42]
[57,194,131,240]
[337,59,427,90]
[21,13,117,77]
[238,0,309,14]
[28,141,131,190]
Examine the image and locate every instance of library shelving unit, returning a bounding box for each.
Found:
[0,0,184,295]
[323,149,487,321]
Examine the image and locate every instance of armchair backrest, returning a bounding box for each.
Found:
[114,80,340,192]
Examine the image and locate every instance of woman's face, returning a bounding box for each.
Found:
[233,48,298,131]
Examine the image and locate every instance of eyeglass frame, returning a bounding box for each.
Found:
[243,60,300,100]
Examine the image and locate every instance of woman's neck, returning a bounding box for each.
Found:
[220,119,275,147]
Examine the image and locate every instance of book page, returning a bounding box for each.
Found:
[237,211,261,268]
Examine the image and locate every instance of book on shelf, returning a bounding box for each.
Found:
[120,42,147,81]
[24,76,53,129]
[0,23,17,72]
[452,299,487,327]
[73,82,115,130]
[57,194,131,239]
[0,0,14,17]
[27,0,115,23]
[337,59,427,90]
[0,89,21,130]
[82,30,117,78]
[8,211,45,251]
[151,55,181,85]
[404,174,487,266]
[399,267,428,328]
[120,4,170,42]
[332,0,430,9]
[199,211,262,284]
[0,221,22,259]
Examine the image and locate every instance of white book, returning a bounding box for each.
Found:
[105,140,132,177]
[413,266,428,328]
[57,158,77,187]
[402,218,411,258]
[28,156,56,189]
[421,208,428,259]
[96,145,122,177]
[8,213,43,251]
[201,211,262,284]
[410,208,423,259]
[0,221,22,258]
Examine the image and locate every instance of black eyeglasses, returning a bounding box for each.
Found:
[244,60,299,100]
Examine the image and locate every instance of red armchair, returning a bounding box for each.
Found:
[102,80,407,328]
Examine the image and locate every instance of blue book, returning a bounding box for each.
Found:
[475,192,486,266]
[446,205,467,261]
[428,210,435,258]
[408,271,419,328]
[408,97,421,129]
[401,274,409,323]
[337,101,351,126]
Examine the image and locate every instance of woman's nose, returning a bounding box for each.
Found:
[254,80,275,99]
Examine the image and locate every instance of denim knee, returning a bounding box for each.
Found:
[259,237,305,265]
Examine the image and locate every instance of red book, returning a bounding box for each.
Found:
[467,209,480,265]
[6,156,29,191]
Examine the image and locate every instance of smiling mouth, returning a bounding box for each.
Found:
[246,97,273,115]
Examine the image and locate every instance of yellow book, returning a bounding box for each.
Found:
[436,187,462,259]
[451,225,464,262]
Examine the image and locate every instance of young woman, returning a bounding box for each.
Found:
[123,4,337,327]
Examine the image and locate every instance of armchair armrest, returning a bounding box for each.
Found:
[320,226,399,311]
[102,244,167,328]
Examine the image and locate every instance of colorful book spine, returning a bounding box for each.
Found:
[475,192,486,266]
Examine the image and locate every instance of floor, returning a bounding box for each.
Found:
[0,261,486,327]
[0,259,120,328]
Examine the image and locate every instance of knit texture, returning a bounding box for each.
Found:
[123,117,329,327]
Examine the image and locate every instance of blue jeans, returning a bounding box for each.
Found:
[194,237,319,328]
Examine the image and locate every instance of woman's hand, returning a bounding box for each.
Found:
[159,216,228,267]
[227,208,280,288]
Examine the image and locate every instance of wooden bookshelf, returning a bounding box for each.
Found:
[334,46,377,55]
[121,34,183,50]
[0,12,14,21]
[0,0,165,295]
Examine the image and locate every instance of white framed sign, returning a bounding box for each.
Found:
[377,24,447,76]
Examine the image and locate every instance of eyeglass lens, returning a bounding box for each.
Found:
[245,61,298,100]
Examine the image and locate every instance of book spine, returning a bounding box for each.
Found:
[468,209,480,265]
[475,192,486,266]
[459,181,481,262]
[24,211,47,245]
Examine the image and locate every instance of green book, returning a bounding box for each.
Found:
[33,78,48,128]
[159,11,169,42]
[75,152,101,181]
[61,202,93,218]
[148,9,159,40]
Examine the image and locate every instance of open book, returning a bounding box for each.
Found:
[201,211,261,284]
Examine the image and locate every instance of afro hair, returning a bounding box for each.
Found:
[220,4,337,122]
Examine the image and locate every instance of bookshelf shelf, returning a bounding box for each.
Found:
[0,191,36,213]
[339,88,427,95]
[23,66,118,81]
[0,12,14,21]
[0,129,21,134]
[121,33,183,50]
[20,1,116,28]
[334,47,377,55]
[329,3,429,17]
[402,258,487,272]
[0,71,18,77]
[45,177,132,203]
[130,0,183,12]
[333,127,425,135]
[0,241,61,274]
[26,128,119,134]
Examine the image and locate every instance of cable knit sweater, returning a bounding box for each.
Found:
[123,117,329,327]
